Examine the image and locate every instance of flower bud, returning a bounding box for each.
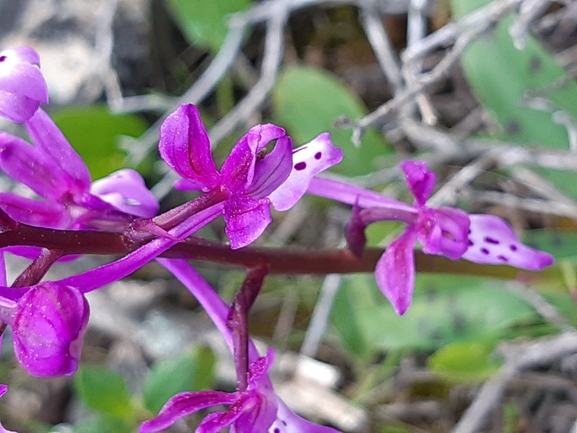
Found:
[12,282,89,377]
[0,47,48,122]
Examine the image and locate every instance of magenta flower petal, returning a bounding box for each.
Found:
[24,109,91,196]
[0,133,74,201]
[89,169,159,218]
[416,207,470,260]
[0,47,48,122]
[462,214,554,270]
[400,160,436,207]
[221,124,286,193]
[247,135,293,198]
[140,391,238,433]
[224,196,272,249]
[375,228,418,315]
[159,104,220,192]
[12,282,89,377]
[0,193,69,228]
[269,133,343,212]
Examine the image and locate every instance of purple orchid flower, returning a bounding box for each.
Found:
[0,108,158,233]
[0,46,48,123]
[0,281,89,377]
[160,104,343,249]
[308,161,554,315]
[144,258,341,433]
[141,349,279,433]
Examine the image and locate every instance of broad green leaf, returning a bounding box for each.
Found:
[452,0,577,149]
[143,346,216,414]
[331,274,381,360]
[273,66,392,177]
[72,414,133,433]
[52,106,147,180]
[523,229,577,260]
[428,341,501,383]
[74,366,134,419]
[167,0,251,52]
[352,274,538,352]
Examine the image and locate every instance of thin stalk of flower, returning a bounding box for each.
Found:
[143,258,341,433]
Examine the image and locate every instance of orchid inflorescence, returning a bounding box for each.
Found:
[0,46,553,432]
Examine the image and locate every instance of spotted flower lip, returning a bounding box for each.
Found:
[0,46,48,123]
[0,108,159,231]
[159,104,343,249]
[308,161,554,315]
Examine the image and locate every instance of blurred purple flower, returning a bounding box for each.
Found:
[0,46,48,123]
[0,282,89,377]
[0,108,158,232]
[160,104,342,249]
[309,161,554,315]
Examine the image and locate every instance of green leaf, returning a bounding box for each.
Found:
[452,0,577,149]
[351,274,538,352]
[143,346,216,414]
[74,366,135,419]
[52,105,147,180]
[273,66,392,177]
[523,229,577,260]
[167,0,251,52]
[72,414,133,433]
[428,341,501,383]
[331,275,376,360]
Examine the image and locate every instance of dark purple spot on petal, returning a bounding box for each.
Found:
[468,229,472,235]
[510,244,518,252]
[497,255,509,262]
[314,152,322,160]
[481,248,489,255]
[467,239,474,247]
[274,429,280,433]
[282,420,287,426]
[484,237,500,245]
[294,161,307,171]
[0,56,6,62]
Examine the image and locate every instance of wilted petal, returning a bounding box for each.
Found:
[345,202,367,258]
[221,124,286,193]
[247,136,293,198]
[159,104,220,192]
[269,133,343,212]
[400,160,436,207]
[25,109,91,196]
[0,193,69,228]
[90,169,159,218]
[140,391,238,433]
[224,196,272,249]
[375,228,418,316]
[12,282,89,377]
[0,47,48,122]
[269,399,341,433]
[462,214,554,270]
